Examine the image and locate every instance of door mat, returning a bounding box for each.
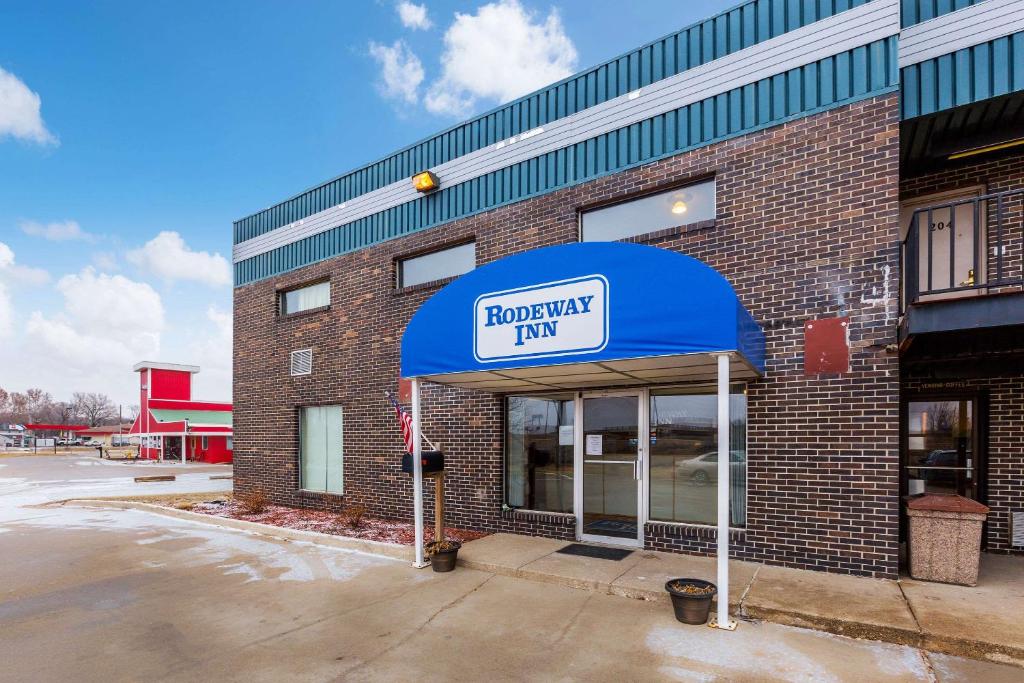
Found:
[555,544,634,561]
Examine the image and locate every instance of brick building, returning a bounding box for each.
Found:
[231,0,1024,581]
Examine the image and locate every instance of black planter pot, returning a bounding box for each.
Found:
[427,543,461,572]
[664,578,717,625]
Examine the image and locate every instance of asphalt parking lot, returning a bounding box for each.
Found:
[1,454,1020,682]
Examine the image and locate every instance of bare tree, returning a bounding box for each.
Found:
[127,404,141,422]
[72,393,117,427]
[49,401,80,426]
[5,389,55,423]
[0,387,9,423]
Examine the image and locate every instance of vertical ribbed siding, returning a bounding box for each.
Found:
[234,37,897,286]
[232,0,874,245]
[900,0,983,27]
[901,31,1024,118]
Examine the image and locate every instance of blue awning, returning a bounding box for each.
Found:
[401,242,764,390]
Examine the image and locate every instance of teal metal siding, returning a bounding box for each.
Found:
[900,31,1024,118]
[233,0,874,245]
[900,0,983,27]
[235,37,898,286]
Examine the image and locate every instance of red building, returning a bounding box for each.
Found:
[128,361,232,463]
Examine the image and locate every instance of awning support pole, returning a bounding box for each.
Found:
[411,378,429,568]
[712,353,737,631]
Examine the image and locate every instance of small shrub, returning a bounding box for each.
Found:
[238,487,268,514]
[345,503,366,529]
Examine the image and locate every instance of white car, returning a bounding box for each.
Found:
[675,450,746,485]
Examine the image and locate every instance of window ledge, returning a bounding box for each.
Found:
[298,488,344,499]
[278,305,330,321]
[394,275,461,296]
[645,520,745,540]
[501,507,575,525]
[617,219,717,244]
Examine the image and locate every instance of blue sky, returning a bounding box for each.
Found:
[0,0,735,406]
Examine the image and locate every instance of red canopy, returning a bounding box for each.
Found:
[24,424,90,431]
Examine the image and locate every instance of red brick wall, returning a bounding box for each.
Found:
[233,93,902,577]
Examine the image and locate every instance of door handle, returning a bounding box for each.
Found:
[583,459,635,465]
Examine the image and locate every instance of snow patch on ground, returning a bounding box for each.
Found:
[0,463,386,586]
[645,622,932,682]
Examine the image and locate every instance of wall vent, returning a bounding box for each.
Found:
[290,349,313,376]
[1012,511,1024,548]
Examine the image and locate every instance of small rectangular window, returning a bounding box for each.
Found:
[201,436,209,449]
[226,437,233,450]
[398,242,475,288]
[581,180,715,242]
[280,281,330,315]
[299,405,343,494]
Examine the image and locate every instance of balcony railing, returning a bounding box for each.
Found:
[901,189,1024,313]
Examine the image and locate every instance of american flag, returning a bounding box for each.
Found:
[387,392,415,454]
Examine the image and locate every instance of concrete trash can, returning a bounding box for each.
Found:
[905,494,989,586]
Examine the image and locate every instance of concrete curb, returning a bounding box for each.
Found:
[458,557,736,607]
[62,499,414,563]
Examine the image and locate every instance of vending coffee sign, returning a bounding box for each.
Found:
[474,275,609,363]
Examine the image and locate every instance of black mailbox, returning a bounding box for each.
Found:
[402,450,444,474]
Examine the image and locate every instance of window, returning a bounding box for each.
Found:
[505,395,574,513]
[648,386,746,527]
[280,281,330,315]
[227,436,233,450]
[581,180,715,242]
[201,436,208,449]
[299,406,343,494]
[398,242,475,288]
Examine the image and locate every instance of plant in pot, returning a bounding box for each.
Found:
[425,537,461,572]
[664,578,717,625]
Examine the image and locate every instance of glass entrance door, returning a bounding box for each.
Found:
[905,398,981,500]
[580,393,642,546]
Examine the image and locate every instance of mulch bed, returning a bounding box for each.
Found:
[181,499,488,546]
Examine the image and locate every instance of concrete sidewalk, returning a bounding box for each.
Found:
[458,533,1024,668]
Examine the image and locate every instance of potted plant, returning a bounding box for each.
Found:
[664,578,717,625]
[425,538,461,572]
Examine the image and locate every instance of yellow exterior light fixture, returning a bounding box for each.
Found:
[412,171,440,193]
[671,200,688,215]
[948,137,1024,160]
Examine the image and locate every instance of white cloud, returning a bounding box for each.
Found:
[180,304,233,402]
[20,219,93,242]
[24,268,164,388]
[0,282,10,338]
[91,251,119,271]
[126,231,232,287]
[397,1,432,30]
[0,242,12,270]
[424,0,577,117]
[0,66,57,145]
[368,40,425,105]
[206,304,232,341]
[0,241,49,336]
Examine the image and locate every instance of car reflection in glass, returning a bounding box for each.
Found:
[675,450,746,486]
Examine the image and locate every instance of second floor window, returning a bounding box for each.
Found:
[398,242,476,288]
[280,281,330,315]
[581,179,715,242]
